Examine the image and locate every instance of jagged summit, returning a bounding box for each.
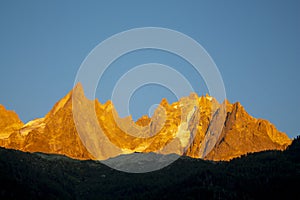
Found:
[0,105,24,139]
[0,83,292,161]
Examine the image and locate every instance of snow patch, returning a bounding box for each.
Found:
[20,118,46,136]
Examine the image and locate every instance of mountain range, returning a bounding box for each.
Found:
[0,83,292,161]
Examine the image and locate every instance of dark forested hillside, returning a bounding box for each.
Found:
[0,136,299,200]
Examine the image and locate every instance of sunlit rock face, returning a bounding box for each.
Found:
[0,84,292,161]
[203,102,291,160]
[0,105,24,140]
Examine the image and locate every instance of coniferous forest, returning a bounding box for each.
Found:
[0,136,299,200]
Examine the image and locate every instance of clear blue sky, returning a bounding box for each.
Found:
[0,0,299,138]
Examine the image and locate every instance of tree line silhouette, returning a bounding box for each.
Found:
[0,135,299,199]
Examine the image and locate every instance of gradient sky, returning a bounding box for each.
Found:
[0,0,299,138]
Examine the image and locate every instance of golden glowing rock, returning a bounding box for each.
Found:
[0,84,292,161]
[0,105,24,139]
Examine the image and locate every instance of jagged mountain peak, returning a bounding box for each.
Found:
[0,83,292,161]
[0,104,24,139]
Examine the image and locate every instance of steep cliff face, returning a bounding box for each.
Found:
[0,86,93,159]
[0,84,292,161]
[202,102,291,160]
[0,105,23,140]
